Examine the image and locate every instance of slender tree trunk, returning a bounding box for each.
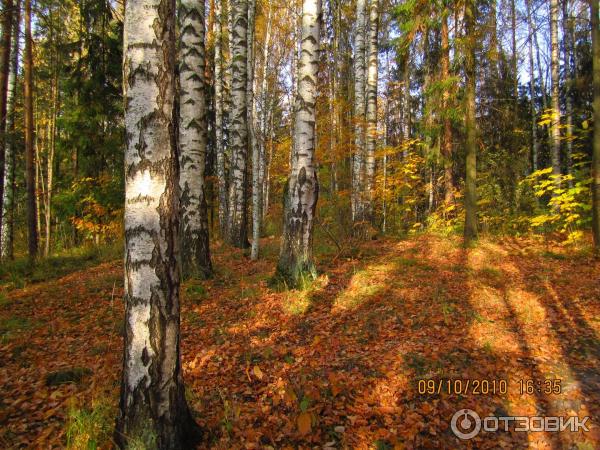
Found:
[215,0,227,236]
[591,0,600,250]
[225,0,249,248]
[276,0,321,287]
[352,0,366,226]
[1,0,18,259]
[258,5,271,220]
[550,0,562,182]
[533,9,548,113]
[441,9,454,205]
[464,0,478,243]
[179,0,213,278]
[562,0,574,183]
[526,0,539,173]
[24,0,37,260]
[364,0,378,223]
[0,0,14,251]
[248,0,262,260]
[115,0,200,446]
[511,0,518,99]
[45,78,57,257]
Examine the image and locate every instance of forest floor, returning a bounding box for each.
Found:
[0,233,599,449]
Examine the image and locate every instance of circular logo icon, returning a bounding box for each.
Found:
[451,409,481,440]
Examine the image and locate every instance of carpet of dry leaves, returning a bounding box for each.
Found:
[0,234,599,449]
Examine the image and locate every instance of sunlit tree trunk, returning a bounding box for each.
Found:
[248,0,262,260]
[226,0,249,248]
[115,0,199,446]
[215,0,227,235]
[1,0,18,259]
[0,0,14,251]
[510,0,518,99]
[441,8,454,205]
[364,0,378,222]
[352,0,366,226]
[562,0,574,183]
[526,0,539,173]
[464,0,477,242]
[277,0,321,287]
[179,0,212,278]
[24,0,37,260]
[550,0,561,182]
[258,4,271,220]
[591,0,600,250]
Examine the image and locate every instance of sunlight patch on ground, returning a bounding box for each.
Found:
[332,262,395,312]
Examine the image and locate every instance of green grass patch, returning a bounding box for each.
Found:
[66,399,114,449]
[0,316,32,343]
[0,242,121,288]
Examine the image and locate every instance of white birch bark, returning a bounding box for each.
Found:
[550,0,562,182]
[226,0,249,247]
[526,0,539,173]
[1,0,19,259]
[364,0,378,220]
[277,0,321,287]
[116,0,198,445]
[179,0,212,277]
[247,0,262,260]
[258,5,271,220]
[352,0,367,225]
[215,0,228,234]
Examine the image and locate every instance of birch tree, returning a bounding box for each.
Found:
[226,0,250,248]
[592,0,600,250]
[525,0,539,172]
[115,0,199,446]
[352,0,367,226]
[179,0,212,278]
[0,0,14,250]
[549,0,561,182]
[24,0,37,260]
[277,0,321,287]
[364,0,379,220]
[215,0,228,235]
[1,0,18,259]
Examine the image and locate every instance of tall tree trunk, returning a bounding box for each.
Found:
[215,0,227,236]
[0,0,14,251]
[225,0,249,248]
[464,0,478,243]
[179,0,213,278]
[248,0,262,260]
[45,77,57,257]
[526,0,539,173]
[276,0,321,287]
[352,0,366,226]
[259,4,271,220]
[591,0,600,250]
[562,0,574,183]
[441,8,454,205]
[550,0,562,182]
[115,0,199,446]
[364,0,379,223]
[1,0,18,259]
[24,0,36,260]
[510,0,518,99]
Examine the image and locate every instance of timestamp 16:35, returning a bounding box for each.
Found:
[519,379,562,395]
